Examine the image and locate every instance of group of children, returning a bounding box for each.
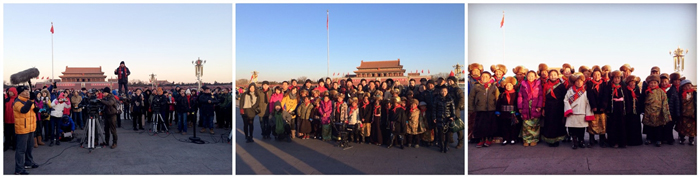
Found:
[468,63,696,149]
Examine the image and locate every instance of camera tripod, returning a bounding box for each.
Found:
[150,111,169,134]
[80,114,106,153]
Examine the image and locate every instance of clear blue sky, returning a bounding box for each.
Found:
[4,4,232,84]
[469,4,697,84]
[236,4,465,82]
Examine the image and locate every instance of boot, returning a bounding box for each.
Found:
[690,137,695,146]
[399,136,404,149]
[571,137,578,149]
[600,135,608,148]
[579,138,587,148]
[34,138,38,148]
[49,139,54,147]
[200,128,206,133]
[291,130,296,139]
[588,135,597,147]
[679,135,686,145]
[387,136,395,149]
[37,136,45,145]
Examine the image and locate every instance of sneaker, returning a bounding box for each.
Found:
[200,128,206,133]
[510,140,516,145]
[476,141,484,148]
[56,141,61,146]
[502,140,508,145]
[182,132,187,135]
[484,140,492,147]
[209,129,215,135]
[24,164,39,169]
[111,144,117,149]
[414,144,420,148]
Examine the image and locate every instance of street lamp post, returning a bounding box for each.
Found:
[670,46,689,75]
[190,57,206,144]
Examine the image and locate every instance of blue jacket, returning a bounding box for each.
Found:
[667,85,681,117]
[58,116,75,133]
[198,92,219,117]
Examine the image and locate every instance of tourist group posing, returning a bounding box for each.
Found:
[468,63,696,149]
[238,77,464,153]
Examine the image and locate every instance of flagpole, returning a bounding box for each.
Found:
[327,10,330,78]
[51,22,54,83]
[502,11,505,64]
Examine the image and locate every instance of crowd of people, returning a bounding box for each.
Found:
[237,76,465,153]
[468,63,697,149]
[3,61,233,175]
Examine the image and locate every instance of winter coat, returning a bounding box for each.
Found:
[219,93,232,109]
[449,84,465,111]
[359,102,373,123]
[297,102,314,120]
[319,100,333,125]
[114,66,131,83]
[256,88,273,117]
[13,96,37,134]
[406,107,422,135]
[518,80,543,120]
[643,88,672,127]
[564,86,594,128]
[667,85,682,117]
[71,94,83,112]
[281,94,298,115]
[4,87,17,124]
[586,80,609,114]
[58,117,75,133]
[268,93,284,116]
[187,95,198,113]
[433,94,457,124]
[468,82,498,112]
[175,94,190,113]
[198,92,218,117]
[100,93,118,116]
[421,89,437,121]
[332,101,348,123]
[390,106,407,134]
[132,94,145,114]
[50,99,70,118]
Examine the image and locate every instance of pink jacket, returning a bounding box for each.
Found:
[319,100,333,125]
[518,80,543,120]
[268,93,284,113]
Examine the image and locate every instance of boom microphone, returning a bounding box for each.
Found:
[10,68,40,90]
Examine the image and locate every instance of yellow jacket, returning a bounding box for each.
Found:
[281,95,298,118]
[13,96,37,134]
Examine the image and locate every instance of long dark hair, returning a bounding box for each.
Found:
[246,83,256,96]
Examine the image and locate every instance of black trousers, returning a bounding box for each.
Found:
[663,117,677,143]
[437,124,449,150]
[118,82,128,95]
[568,127,586,141]
[311,118,321,138]
[242,109,255,139]
[407,134,420,145]
[646,125,664,142]
[104,115,118,145]
[259,115,271,137]
[4,124,16,149]
[132,112,143,129]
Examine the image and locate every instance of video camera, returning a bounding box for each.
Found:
[86,95,103,117]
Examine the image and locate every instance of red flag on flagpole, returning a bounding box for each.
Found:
[421,70,424,73]
[327,10,329,30]
[500,12,505,28]
[462,70,465,74]
[428,70,430,74]
[50,23,54,34]
[41,76,44,79]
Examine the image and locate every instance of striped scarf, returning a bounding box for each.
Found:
[568,85,586,105]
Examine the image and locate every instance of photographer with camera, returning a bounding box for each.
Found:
[131,88,145,131]
[57,116,75,142]
[150,88,169,132]
[198,86,219,134]
[99,87,119,149]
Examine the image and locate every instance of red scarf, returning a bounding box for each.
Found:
[349,105,358,114]
[591,79,602,92]
[646,85,659,94]
[683,89,694,100]
[527,80,537,98]
[392,104,405,113]
[361,101,369,109]
[627,85,637,99]
[611,84,621,97]
[482,80,493,90]
[571,85,585,101]
[503,89,515,104]
[374,105,381,115]
[410,105,417,113]
[336,102,343,113]
[186,95,191,105]
[660,85,670,92]
[602,77,609,83]
[675,85,680,92]
[543,79,560,99]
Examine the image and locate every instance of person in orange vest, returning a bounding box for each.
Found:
[13,86,40,175]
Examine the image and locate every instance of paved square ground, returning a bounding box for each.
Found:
[235,110,465,175]
[468,132,697,175]
[4,115,232,175]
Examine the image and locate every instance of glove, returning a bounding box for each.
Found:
[494,111,501,116]
[240,109,244,114]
